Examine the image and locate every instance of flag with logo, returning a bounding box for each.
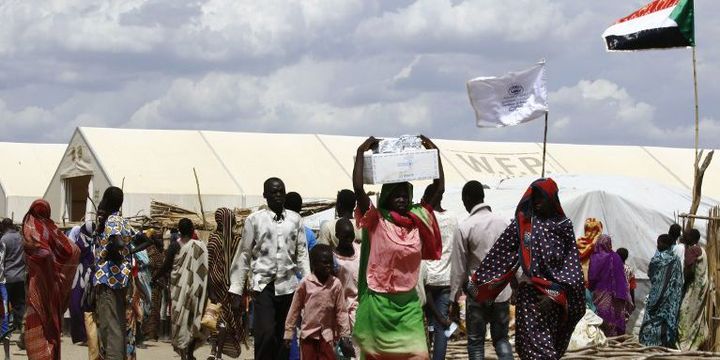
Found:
[467,62,547,128]
[603,0,694,51]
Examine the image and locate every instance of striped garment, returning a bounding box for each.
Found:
[207,207,247,358]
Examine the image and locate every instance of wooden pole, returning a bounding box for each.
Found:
[541,111,549,178]
[687,47,714,229]
[692,46,700,163]
[193,167,207,230]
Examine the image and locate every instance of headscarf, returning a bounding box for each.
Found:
[588,235,630,302]
[377,182,441,260]
[22,199,80,353]
[214,207,239,286]
[577,218,604,261]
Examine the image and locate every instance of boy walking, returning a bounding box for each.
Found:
[284,244,354,359]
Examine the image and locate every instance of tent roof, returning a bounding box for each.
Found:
[73,127,720,203]
[78,127,240,196]
[0,142,65,197]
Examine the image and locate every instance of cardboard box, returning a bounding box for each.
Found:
[362,149,439,184]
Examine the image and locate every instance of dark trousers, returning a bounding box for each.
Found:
[6,281,25,331]
[426,286,451,360]
[96,285,127,360]
[466,298,513,360]
[253,283,293,360]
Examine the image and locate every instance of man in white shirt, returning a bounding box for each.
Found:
[450,181,513,360]
[230,177,310,360]
[421,184,458,360]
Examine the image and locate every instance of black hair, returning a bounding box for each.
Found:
[1,218,13,231]
[657,234,672,251]
[309,243,333,268]
[687,228,701,246]
[336,189,356,213]
[335,218,354,237]
[462,181,485,204]
[668,223,682,240]
[285,192,302,213]
[178,218,194,237]
[616,247,629,262]
[97,186,124,233]
[263,177,285,192]
[423,184,436,201]
[98,186,124,214]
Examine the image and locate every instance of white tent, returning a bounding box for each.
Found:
[43,127,244,223]
[44,127,719,225]
[0,142,65,220]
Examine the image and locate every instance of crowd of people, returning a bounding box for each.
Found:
[0,135,712,360]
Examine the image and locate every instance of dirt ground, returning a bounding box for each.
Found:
[5,334,255,359]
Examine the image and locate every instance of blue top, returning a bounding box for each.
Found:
[305,226,317,251]
[93,212,135,289]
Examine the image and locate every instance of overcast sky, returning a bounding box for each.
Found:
[1,0,719,148]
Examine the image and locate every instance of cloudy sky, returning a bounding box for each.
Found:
[1,0,719,148]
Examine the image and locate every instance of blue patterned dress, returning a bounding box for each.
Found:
[639,249,683,347]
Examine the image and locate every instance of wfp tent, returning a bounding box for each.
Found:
[0,142,65,220]
[44,127,719,225]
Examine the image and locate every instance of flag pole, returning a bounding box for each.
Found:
[541,111,549,178]
[692,46,700,163]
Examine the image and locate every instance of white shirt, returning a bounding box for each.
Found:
[229,209,310,296]
[450,203,512,303]
[423,210,458,287]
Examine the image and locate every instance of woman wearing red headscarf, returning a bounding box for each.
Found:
[22,199,80,360]
[466,178,584,360]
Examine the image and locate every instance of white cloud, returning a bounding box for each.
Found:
[0,99,60,141]
[355,0,583,50]
[0,0,719,150]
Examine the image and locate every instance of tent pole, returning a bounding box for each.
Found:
[193,167,207,230]
[541,111,549,178]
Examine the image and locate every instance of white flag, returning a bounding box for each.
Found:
[467,62,548,128]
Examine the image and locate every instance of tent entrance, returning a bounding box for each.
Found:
[67,175,91,222]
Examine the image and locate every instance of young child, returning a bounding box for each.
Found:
[285,244,355,359]
[333,219,360,327]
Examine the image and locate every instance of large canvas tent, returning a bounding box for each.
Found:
[44,127,719,225]
[0,142,65,220]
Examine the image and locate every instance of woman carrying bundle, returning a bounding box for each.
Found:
[352,135,444,360]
